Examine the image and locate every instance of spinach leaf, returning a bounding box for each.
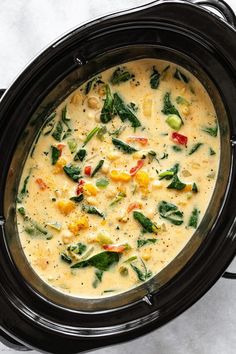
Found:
[17,174,31,202]
[110,67,134,85]
[18,207,26,216]
[63,164,82,182]
[174,68,189,83]
[70,195,84,203]
[127,102,138,112]
[61,252,72,264]
[158,201,184,225]
[162,92,182,121]
[112,138,137,154]
[167,174,186,190]
[71,251,120,271]
[133,211,159,233]
[74,148,86,162]
[188,208,200,228]
[130,261,152,282]
[192,182,198,193]
[24,219,52,239]
[176,96,190,106]
[150,66,161,89]
[91,159,104,177]
[67,242,87,255]
[137,238,157,248]
[108,125,126,137]
[52,120,63,141]
[172,145,182,152]
[85,76,102,94]
[52,106,72,141]
[93,269,103,288]
[43,112,56,135]
[100,84,114,123]
[113,93,141,128]
[83,126,100,147]
[209,147,216,155]
[202,124,218,137]
[188,142,203,155]
[82,205,104,218]
[51,146,60,165]
[159,163,179,180]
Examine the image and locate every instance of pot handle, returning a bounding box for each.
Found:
[222,271,236,279]
[193,0,236,27]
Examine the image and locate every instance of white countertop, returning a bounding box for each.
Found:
[0,1,235,353]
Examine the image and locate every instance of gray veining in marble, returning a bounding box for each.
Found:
[0,1,235,353]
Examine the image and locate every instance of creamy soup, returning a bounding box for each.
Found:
[17,59,220,298]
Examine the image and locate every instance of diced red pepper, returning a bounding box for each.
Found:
[35,178,48,190]
[76,179,85,195]
[57,144,65,157]
[130,160,145,176]
[127,136,148,145]
[127,202,142,213]
[172,132,188,146]
[84,165,92,176]
[103,244,126,253]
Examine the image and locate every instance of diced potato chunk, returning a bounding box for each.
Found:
[152,180,162,189]
[87,96,101,110]
[68,216,89,235]
[61,229,74,244]
[71,92,83,104]
[107,151,120,161]
[86,196,98,206]
[142,95,153,117]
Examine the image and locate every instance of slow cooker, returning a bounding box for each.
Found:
[0,0,236,352]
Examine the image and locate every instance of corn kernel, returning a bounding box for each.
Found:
[135,170,150,187]
[83,183,98,196]
[110,170,131,182]
[53,158,67,174]
[110,169,120,181]
[142,251,151,261]
[57,200,76,215]
[119,172,131,182]
[182,105,190,115]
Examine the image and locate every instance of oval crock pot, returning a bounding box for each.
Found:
[0,0,236,352]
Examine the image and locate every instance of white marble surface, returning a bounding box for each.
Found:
[0,0,236,353]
